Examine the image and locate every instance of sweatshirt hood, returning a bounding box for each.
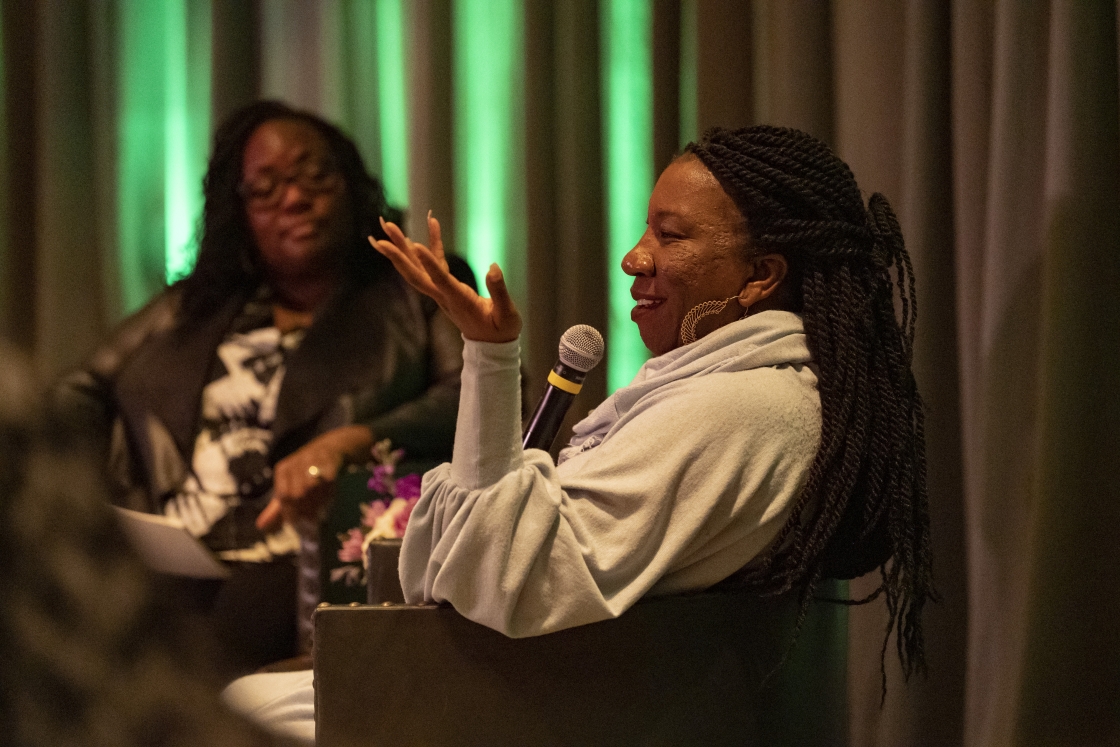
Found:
[560,310,811,462]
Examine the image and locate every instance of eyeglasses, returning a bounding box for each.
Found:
[239,157,342,208]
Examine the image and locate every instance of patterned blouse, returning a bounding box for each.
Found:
[163,296,304,562]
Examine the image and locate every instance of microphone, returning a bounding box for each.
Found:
[522,325,605,451]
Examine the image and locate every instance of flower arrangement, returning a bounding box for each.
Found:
[330,439,421,586]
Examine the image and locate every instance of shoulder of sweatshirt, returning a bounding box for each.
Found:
[627,360,817,429]
[559,361,820,477]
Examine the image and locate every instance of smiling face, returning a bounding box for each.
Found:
[622,155,753,356]
[241,118,353,282]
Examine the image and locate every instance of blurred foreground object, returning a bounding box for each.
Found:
[0,343,273,746]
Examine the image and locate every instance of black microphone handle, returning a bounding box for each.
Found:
[522,385,575,451]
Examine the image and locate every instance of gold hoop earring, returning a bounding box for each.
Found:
[680,295,740,345]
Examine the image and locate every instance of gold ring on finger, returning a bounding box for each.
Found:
[307,465,322,480]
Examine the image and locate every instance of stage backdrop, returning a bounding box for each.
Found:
[2,1,1118,745]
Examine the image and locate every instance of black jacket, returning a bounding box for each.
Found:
[51,275,463,513]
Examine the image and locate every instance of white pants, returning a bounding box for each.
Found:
[222,669,316,744]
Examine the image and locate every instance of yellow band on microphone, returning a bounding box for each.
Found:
[548,370,583,394]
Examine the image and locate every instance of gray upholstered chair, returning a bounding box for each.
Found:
[312,576,849,746]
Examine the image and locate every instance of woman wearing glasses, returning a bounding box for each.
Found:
[51,101,465,674]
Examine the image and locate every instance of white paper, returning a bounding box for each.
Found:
[113,506,230,579]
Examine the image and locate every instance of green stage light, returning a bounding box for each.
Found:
[452,0,522,287]
[118,1,166,311]
[163,0,209,284]
[118,0,209,309]
[601,0,653,392]
[376,0,408,207]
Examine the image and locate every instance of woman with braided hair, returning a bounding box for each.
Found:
[227,125,932,738]
[375,124,931,668]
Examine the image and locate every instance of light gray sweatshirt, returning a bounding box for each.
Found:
[399,310,821,638]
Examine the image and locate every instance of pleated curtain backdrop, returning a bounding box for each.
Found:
[1,1,1118,745]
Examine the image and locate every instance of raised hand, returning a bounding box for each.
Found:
[370,213,522,343]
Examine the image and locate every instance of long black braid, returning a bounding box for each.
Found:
[688,126,935,685]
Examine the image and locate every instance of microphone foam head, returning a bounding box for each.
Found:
[558,325,605,372]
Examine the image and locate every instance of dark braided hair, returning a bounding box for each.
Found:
[176,100,403,327]
[688,126,935,686]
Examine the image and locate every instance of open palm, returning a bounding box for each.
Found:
[370,214,522,343]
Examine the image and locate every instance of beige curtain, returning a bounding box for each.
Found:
[3,1,1118,743]
[953,1,1120,743]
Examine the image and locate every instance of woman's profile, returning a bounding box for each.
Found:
[380,125,933,673]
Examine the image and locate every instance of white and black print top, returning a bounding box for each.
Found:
[163,299,304,562]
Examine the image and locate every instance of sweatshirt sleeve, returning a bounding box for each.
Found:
[398,338,820,638]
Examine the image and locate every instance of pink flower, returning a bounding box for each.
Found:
[394,473,421,500]
[394,496,420,536]
[337,528,365,563]
[360,499,389,528]
[368,464,395,494]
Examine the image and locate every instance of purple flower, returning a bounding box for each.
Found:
[337,528,365,563]
[394,473,422,500]
[367,464,395,494]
